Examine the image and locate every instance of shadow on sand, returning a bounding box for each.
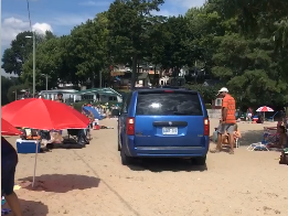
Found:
[240,130,264,146]
[20,199,49,216]
[127,158,207,172]
[18,174,100,193]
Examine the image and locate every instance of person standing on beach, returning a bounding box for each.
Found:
[55,93,64,103]
[1,137,22,216]
[279,109,286,123]
[214,87,236,154]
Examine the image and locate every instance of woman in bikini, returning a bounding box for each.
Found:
[267,125,287,149]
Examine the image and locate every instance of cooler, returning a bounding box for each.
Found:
[16,139,41,154]
[93,125,100,130]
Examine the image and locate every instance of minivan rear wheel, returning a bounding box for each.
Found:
[120,147,132,165]
[117,134,121,151]
[193,156,206,166]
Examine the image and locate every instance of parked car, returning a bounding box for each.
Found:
[117,87,210,165]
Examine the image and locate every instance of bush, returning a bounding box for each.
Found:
[205,103,212,109]
[73,102,86,112]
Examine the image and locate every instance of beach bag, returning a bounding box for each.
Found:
[212,131,218,143]
[279,148,288,165]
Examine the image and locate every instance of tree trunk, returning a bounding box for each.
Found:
[91,74,95,88]
[131,55,137,90]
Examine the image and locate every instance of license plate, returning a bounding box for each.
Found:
[162,127,178,135]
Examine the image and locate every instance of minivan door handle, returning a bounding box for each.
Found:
[153,121,188,127]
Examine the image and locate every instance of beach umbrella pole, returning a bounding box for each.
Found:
[32,142,39,188]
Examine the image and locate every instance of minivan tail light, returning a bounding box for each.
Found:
[204,118,209,136]
[164,90,173,93]
[127,117,135,135]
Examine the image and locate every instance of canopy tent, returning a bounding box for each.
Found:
[77,88,120,97]
[83,106,104,120]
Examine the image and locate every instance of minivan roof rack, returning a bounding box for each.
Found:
[133,86,194,91]
[156,85,188,89]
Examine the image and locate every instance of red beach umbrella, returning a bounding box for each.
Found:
[1,118,22,136]
[1,98,89,130]
[256,106,274,112]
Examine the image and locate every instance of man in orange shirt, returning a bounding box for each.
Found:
[215,87,236,154]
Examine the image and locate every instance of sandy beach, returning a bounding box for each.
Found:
[3,119,288,216]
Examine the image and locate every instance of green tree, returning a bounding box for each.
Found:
[185,6,223,77]
[1,76,21,104]
[21,37,63,90]
[185,1,288,107]
[1,31,55,76]
[66,12,109,87]
[107,0,164,88]
[151,15,194,72]
[7,84,29,102]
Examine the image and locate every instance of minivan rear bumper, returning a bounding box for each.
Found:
[124,136,209,158]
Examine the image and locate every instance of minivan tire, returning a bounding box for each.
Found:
[120,147,132,165]
[194,156,206,166]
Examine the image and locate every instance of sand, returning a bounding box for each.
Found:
[3,119,288,216]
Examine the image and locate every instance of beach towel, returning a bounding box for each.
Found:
[212,131,218,143]
[247,142,269,151]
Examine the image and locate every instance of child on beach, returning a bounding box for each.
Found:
[222,124,241,145]
[212,123,241,147]
[233,124,241,139]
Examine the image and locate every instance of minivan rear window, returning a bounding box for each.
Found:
[136,92,203,115]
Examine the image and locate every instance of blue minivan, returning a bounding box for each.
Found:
[117,87,210,165]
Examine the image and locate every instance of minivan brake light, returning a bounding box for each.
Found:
[127,117,135,135]
[204,118,209,136]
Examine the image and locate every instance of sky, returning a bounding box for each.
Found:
[1,0,206,76]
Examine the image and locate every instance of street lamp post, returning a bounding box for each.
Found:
[25,33,36,96]
[41,74,49,90]
[32,32,36,96]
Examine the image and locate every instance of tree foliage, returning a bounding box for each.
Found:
[107,0,164,85]
[2,0,288,107]
[1,31,55,76]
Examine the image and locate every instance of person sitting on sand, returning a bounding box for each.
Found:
[263,120,285,145]
[279,126,288,148]
[264,120,283,131]
[1,137,22,216]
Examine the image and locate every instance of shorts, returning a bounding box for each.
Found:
[218,123,235,134]
[1,155,17,196]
